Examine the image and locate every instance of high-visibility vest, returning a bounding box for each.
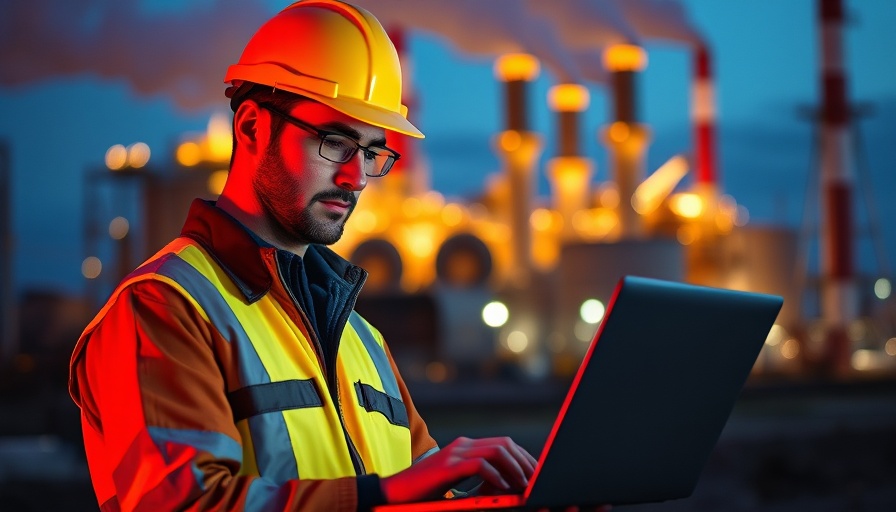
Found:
[77,237,413,482]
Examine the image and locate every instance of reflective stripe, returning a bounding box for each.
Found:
[354,381,409,428]
[154,254,270,386]
[228,379,323,422]
[245,478,290,512]
[153,251,299,483]
[413,446,440,465]
[349,312,399,398]
[147,427,243,485]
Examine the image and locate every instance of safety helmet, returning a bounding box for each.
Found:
[224,0,423,138]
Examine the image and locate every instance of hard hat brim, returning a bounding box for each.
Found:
[302,90,425,139]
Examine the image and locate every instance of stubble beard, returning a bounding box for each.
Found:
[254,146,356,247]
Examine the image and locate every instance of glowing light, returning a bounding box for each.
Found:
[105,144,128,170]
[482,301,509,328]
[632,155,689,215]
[402,197,422,218]
[579,299,606,324]
[494,53,540,82]
[498,131,522,152]
[506,330,529,353]
[422,191,445,214]
[765,324,787,346]
[676,225,698,245]
[607,122,630,143]
[548,84,590,112]
[353,210,377,233]
[441,204,464,227]
[207,170,228,195]
[127,142,151,168]
[108,217,129,240]
[82,256,102,279]
[874,278,891,300]
[669,193,704,219]
[598,184,620,209]
[402,224,438,259]
[885,338,896,356]
[207,112,233,162]
[780,338,800,359]
[177,142,202,167]
[851,349,875,371]
[530,208,554,232]
[603,44,648,72]
[572,208,617,239]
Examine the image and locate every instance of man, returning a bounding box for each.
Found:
[68,1,538,511]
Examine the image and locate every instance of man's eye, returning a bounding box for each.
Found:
[322,138,347,150]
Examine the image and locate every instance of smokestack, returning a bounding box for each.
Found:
[494,53,542,286]
[600,44,650,239]
[0,140,16,365]
[547,84,594,241]
[692,45,717,187]
[818,0,856,377]
[496,53,539,131]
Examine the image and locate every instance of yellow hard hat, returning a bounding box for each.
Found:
[224,0,423,138]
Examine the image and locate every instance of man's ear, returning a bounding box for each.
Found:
[233,101,265,156]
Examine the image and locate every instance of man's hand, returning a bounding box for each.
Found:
[380,436,538,503]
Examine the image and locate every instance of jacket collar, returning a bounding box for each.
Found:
[179,199,274,303]
[178,199,366,303]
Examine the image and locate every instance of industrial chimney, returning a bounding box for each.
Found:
[600,44,650,239]
[547,84,593,241]
[493,53,543,286]
[818,0,856,377]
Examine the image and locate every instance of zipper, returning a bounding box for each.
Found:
[329,265,368,475]
[274,252,367,476]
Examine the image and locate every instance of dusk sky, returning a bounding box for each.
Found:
[1,0,894,296]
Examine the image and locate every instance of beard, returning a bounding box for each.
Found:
[253,144,357,246]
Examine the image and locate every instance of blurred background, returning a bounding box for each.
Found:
[1,0,895,510]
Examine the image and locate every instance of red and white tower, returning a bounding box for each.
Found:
[818,0,856,377]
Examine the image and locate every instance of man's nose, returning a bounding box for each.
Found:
[334,151,368,191]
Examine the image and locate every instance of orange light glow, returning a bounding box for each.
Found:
[669,193,704,219]
[105,144,128,170]
[207,112,233,162]
[603,44,648,72]
[632,155,689,215]
[177,142,202,167]
[548,84,590,112]
[207,170,229,195]
[498,131,522,152]
[607,122,630,143]
[494,53,540,82]
[441,204,464,227]
[530,208,555,232]
[127,142,151,168]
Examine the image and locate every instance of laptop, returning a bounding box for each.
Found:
[374,275,783,511]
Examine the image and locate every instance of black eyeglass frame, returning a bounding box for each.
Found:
[259,104,401,177]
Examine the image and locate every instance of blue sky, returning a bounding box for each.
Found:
[1,0,894,296]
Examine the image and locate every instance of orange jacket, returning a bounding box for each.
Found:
[69,199,438,511]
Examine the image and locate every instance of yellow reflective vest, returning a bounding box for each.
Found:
[76,236,413,482]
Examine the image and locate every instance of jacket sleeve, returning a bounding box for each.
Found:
[72,280,360,512]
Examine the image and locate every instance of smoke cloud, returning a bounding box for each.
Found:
[0,0,271,110]
[0,0,702,109]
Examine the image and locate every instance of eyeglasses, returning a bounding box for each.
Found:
[260,104,401,177]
